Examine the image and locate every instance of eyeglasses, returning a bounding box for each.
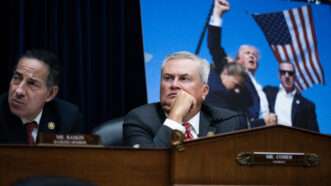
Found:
[280,70,295,76]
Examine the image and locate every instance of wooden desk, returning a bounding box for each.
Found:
[0,146,170,186]
[171,125,331,185]
[1,125,330,186]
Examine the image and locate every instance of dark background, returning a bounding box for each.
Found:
[0,0,147,131]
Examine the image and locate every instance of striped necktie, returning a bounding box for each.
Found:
[183,122,193,141]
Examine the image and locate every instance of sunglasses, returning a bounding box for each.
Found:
[280,70,295,76]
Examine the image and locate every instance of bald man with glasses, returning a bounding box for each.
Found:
[263,62,319,132]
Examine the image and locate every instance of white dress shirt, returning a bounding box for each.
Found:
[275,85,296,126]
[209,14,223,27]
[164,112,200,139]
[248,72,270,119]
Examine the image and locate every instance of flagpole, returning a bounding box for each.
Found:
[194,2,214,55]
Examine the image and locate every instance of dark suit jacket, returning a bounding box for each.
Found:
[263,86,319,132]
[206,69,252,113]
[207,25,259,121]
[123,102,247,148]
[0,93,85,144]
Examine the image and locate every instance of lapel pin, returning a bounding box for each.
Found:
[296,100,300,105]
[48,122,56,130]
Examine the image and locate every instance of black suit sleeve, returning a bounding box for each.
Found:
[66,108,85,133]
[208,25,228,73]
[217,115,247,133]
[53,99,86,133]
[249,86,277,128]
[123,109,173,148]
[211,107,248,133]
[305,102,319,132]
[249,118,265,128]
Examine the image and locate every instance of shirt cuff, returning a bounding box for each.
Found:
[209,15,223,27]
[163,118,185,133]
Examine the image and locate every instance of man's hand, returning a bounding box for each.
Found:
[168,90,197,123]
[212,0,230,18]
[264,113,278,126]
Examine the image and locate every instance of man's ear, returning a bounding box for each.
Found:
[202,84,209,100]
[46,86,59,102]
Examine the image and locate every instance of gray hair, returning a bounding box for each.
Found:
[161,51,210,83]
[236,44,261,61]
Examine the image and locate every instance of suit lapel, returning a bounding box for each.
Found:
[245,78,260,119]
[156,103,167,125]
[38,103,58,134]
[198,109,215,137]
[269,88,279,113]
[291,93,301,128]
[8,112,27,143]
[4,99,27,143]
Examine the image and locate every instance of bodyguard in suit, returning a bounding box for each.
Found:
[263,62,319,132]
[0,49,85,144]
[123,51,247,148]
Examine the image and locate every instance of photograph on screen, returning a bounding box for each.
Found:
[140,0,331,134]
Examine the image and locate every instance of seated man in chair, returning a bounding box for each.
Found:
[123,51,247,148]
[0,49,85,144]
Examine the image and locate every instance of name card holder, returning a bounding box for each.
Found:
[236,152,320,167]
[37,133,102,147]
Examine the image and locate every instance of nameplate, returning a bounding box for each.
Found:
[38,133,101,146]
[236,152,319,167]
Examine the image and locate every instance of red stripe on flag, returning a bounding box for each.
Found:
[271,46,282,64]
[299,7,320,84]
[288,9,315,86]
[307,6,325,84]
[253,5,325,90]
[289,44,310,89]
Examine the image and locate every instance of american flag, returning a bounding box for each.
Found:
[253,6,325,90]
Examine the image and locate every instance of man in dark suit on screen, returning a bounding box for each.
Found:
[263,62,319,132]
[123,51,247,148]
[207,0,277,127]
[0,49,85,144]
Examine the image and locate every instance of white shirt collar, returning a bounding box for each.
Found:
[279,84,296,96]
[21,110,43,126]
[247,71,270,118]
[186,112,200,135]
